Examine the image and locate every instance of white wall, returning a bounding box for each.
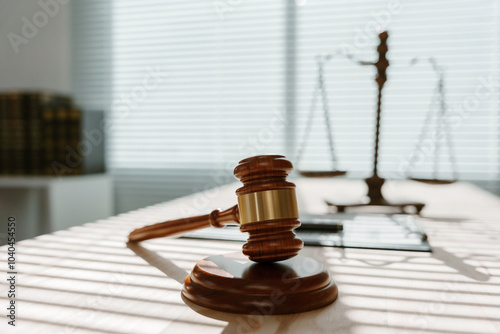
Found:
[0,0,71,93]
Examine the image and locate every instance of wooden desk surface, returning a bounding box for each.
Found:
[1,179,499,334]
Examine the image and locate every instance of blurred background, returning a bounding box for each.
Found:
[1,0,499,242]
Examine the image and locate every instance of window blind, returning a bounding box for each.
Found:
[295,0,500,183]
[73,1,290,212]
[73,0,500,213]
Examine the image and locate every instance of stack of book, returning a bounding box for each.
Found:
[0,91,83,176]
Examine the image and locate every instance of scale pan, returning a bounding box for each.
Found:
[410,178,457,185]
[299,170,347,178]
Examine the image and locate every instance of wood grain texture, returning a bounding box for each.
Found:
[234,155,303,262]
[128,205,239,242]
[234,155,296,196]
[129,155,303,263]
[182,252,338,314]
[1,179,499,334]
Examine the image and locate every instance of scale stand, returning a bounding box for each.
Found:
[407,57,458,185]
[325,31,425,214]
[295,54,347,178]
[326,175,425,214]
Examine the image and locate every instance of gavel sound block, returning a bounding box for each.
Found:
[128,155,338,315]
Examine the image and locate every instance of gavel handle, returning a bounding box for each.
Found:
[128,205,240,242]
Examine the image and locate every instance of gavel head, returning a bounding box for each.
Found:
[234,155,303,263]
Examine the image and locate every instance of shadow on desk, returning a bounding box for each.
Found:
[126,242,356,333]
[127,238,493,334]
[127,242,188,284]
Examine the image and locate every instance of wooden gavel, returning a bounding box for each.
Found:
[128,155,304,262]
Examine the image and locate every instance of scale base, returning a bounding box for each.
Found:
[326,199,425,214]
[326,175,425,214]
[182,252,338,315]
